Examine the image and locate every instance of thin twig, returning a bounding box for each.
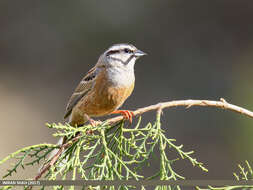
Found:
[106,98,253,124]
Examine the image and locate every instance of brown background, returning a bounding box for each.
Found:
[1,0,253,182]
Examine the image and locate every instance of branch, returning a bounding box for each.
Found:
[34,134,81,181]
[34,98,253,181]
[107,98,253,124]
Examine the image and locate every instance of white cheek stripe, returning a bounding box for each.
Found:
[111,52,131,61]
[110,54,135,65]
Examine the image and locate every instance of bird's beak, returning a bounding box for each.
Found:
[134,49,147,57]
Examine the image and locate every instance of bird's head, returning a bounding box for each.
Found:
[99,43,146,70]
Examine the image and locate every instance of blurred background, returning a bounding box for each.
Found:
[1,0,253,182]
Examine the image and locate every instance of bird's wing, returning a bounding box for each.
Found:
[64,66,99,120]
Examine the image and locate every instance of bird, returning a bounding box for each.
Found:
[39,43,146,173]
[64,43,146,127]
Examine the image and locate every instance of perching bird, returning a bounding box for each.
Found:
[39,44,146,173]
[64,43,146,126]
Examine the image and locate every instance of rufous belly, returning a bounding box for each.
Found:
[79,85,133,116]
[70,71,135,125]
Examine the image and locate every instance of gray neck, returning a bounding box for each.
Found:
[106,66,135,87]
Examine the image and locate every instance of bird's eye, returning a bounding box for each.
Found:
[124,48,132,53]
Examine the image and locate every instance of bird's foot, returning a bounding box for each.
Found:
[84,114,100,127]
[112,110,134,123]
[88,119,102,127]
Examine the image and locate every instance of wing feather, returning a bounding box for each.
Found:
[64,67,98,119]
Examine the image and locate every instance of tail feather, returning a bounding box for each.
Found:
[38,137,65,173]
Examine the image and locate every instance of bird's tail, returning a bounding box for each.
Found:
[49,136,65,159]
[38,116,72,174]
[38,136,66,173]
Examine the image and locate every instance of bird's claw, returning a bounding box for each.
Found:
[112,110,135,123]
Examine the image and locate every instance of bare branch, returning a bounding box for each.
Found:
[106,98,253,124]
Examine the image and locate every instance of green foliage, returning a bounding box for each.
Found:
[0,111,251,190]
[233,160,253,181]
[0,144,57,178]
[196,161,253,190]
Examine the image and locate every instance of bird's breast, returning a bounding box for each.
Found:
[77,68,135,117]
